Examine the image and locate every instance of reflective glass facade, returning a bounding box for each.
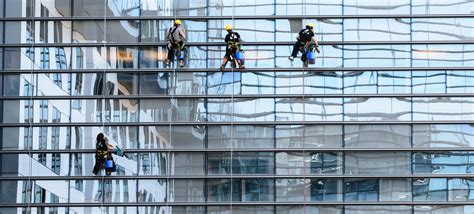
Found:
[0,0,474,213]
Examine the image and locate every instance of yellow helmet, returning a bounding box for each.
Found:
[175,19,182,25]
[225,24,232,31]
[306,23,314,28]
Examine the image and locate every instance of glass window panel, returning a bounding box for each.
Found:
[413,18,474,41]
[344,0,410,15]
[139,126,170,149]
[208,0,274,16]
[171,152,204,175]
[137,180,167,203]
[344,179,379,201]
[276,98,304,121]
[208,125,274,149]
[378,71,412,94]
[208,179,274,202]
[345,206,412,214]
[276,0,342,15]
[241,72,275,94]
[345,152,411,174]
[305,72,343,94]
[448,178,474,201]
[138,152,167,176]
[106,73,138,95]
[276,125,343,148]
[343,71,378,94]
[5,48,34,70]
[169,72,206,95]
[344,98,411,121]
[413,97,474,121]
[275,72,304,95]
[344,125,411,148]
[207,71,241,95]
[305,98,343,121]
[447,71,474,93]
[208,152,274,175]
[276,179,306,202]
[208,98,274,122]
[413,152,474,174]
[105,21,139,43]
[5,21,33,44]
[310,179,343,201]
[73,21,105,43]
[344,19,410,41]
[71,47,110,69]
[139,73,170,95]
[379,179,412,201]
[139,47,166,68]
[276,206,343,214]
[276,152,342,175]
[412,71,447,93]
[412,45,474,67]
[140,99,206,122]
[413,178,448,201]
[412,0,474,14]
[104,99,138,123]
[344,45,411,67]
[413,125,474,148]
[169,179,205,202]
[170,126,205,149]
[414,205,474,214]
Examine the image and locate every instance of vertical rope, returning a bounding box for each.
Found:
[301,1,307,213]
[100,0,107,212]
[230,0,236,212]
[27,1,35,211]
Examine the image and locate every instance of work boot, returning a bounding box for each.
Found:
[179,60,185,67]
[220,64,225,70]
[288,56,294,61]
[164,59,170,67]
[239,64,245,69]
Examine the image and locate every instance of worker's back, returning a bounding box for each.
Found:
[167,25,186,43]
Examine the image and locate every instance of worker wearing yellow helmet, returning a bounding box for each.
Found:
[165,19,187,67]
[220,24,245,69]
[289,22,320,62]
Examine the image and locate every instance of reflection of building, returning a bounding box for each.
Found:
[1,0,474,214]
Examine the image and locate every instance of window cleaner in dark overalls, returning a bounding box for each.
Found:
[92,133,124,176]
[220,25,245,70]
[165,20,187,68]
[288,23,320,64]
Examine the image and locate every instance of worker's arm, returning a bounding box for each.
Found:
[312,33,320,53]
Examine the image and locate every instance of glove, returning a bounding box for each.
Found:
[180,43,186,50]
[315,45,321,53]
[166,42,172,49]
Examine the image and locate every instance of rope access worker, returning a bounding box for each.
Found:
[288,23,320,62]
[92,133,115,176]
[165,19,187,67]
[220,24,245,70]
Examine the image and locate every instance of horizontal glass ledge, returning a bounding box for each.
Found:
[3,67,474,73]
[2,148,474,154]
[1,201,474,207]
[2,41,474,47]
[1,94,473,99]
[2,174,474,180]
[1,121,474,127]
[1,14,474,21]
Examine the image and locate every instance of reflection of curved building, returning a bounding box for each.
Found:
[1,0,474,213]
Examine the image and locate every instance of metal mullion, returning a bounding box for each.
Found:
[1,40,473,47]
[1,14,474,21]
[3,93,474,100]
[3,174,474,180]
[2,121,474,127]
[2,67,474,74]
[3,147,474,154]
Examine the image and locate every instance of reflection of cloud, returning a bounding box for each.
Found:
[413,49,447,59]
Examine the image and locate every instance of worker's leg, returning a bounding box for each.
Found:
[166,44,175,62]
[221,49,231,69]
[92,155,103,175]
[290,42,303,58]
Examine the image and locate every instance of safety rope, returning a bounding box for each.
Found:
[302,1,307,213]
[100,0,107,211]
[27,6,35,212]
[229,0,236,212]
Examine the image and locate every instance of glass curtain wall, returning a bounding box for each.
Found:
[0,0,474,213]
